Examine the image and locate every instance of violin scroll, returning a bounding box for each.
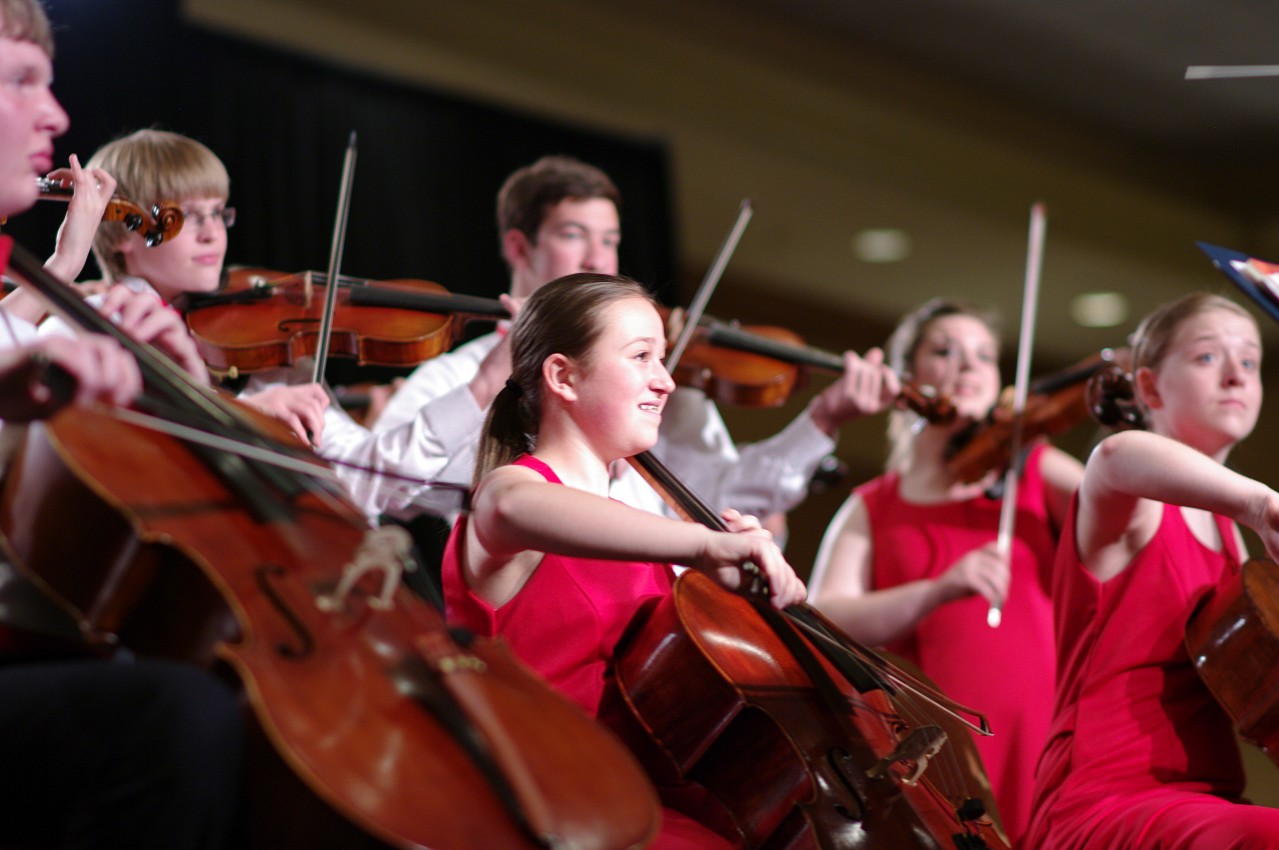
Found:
[1086,361,1143,430]
[36,175,185,247]
[899,382,956,425]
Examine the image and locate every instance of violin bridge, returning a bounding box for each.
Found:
[865,724,947,786]
[315,525,415,612]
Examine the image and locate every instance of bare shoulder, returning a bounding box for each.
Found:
[810,492,873,599]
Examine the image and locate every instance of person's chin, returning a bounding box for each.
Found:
[1,189,37,219]
[190,272,223,292]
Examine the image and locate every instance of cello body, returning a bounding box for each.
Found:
[610,570,1008,850]
[0,406,660,850]
[1186,557,1279,763]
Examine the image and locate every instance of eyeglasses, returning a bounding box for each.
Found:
[182,206,236,229]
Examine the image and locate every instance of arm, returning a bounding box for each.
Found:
[38,284,208,383]
[809,491,1011,646]
[43,156,115,285]
[2,157,116,324]
[374,299,520,435]
[467,464,806,611]
[1038,443,1085,537]
[659,349,900,518]
[654,389,831,517]
[1077,430,1279,581]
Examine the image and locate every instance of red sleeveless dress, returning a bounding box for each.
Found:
[855,443,1057,841]
[442,455,736,849]
[1022,498,1279,849]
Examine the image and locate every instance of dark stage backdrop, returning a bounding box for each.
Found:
[11,0,676,324]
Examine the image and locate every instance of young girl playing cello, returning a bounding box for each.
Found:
[442,272,806,849]
[1023,292,1279,849]
[808,298,1084,842]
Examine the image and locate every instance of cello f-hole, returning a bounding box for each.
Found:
[827,747,867,822]
[254,563,315,658]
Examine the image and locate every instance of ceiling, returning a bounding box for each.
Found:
[766,0,1279,161]
[184,0,1279,364]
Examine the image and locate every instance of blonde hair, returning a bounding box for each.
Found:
[88,129,229,280]
[474,273,654,485]
[0,0,53,56]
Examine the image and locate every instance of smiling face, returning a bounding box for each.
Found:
[569,295,674,459]
[506,197,621,299]
[116,195,228,301]
[908,313,1002,423]
[1139,306,1262,462]
[0,34,67,219]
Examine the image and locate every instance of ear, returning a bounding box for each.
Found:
[1134,366,1161,410]
[502,228,531,270]
[542,353,579,402]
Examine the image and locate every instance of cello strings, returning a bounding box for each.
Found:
[787,611,984,813]
[109,407,472,512]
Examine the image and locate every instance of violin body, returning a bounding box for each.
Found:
[185,268,458,376]
[1186,558,1279,764]
[609,570,1008,850]
[0,405,660,850]
[665,314,806,408]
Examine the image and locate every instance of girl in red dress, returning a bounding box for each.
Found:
[1023,292,1279,849]
[808,299,1084,842]
[441,272,806,849]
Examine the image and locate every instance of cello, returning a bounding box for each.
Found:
[0,238,660,850]
[609,449,1009,850]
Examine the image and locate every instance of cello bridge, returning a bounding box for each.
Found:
[315,525,416,612]
[865,724,947,786]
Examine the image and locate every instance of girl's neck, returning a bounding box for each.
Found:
[1155,422,1235,466]
[531,436,613,496]
[895,423,995,503]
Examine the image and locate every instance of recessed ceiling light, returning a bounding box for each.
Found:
[851,228,911,263]
[1070,291,1128,328]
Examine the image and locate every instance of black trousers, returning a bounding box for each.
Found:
[0,657,243,849]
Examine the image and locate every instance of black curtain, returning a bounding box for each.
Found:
[11,0,675,311]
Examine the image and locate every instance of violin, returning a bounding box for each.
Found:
[612,449,1009,849]
[34,175,185,247]
[0,238,661,850]
[945,347,1132,484]
[183,267,508,377]
[664,307,956,422]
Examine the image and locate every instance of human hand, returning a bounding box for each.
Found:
[807,347,901,436]
[97,284,209,383]
[240,383,330,447]
[0,334,141,421]
[44,155,116,283]
[469,294,526,408]
[697,508,807,609]
[933,542,1009,610]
